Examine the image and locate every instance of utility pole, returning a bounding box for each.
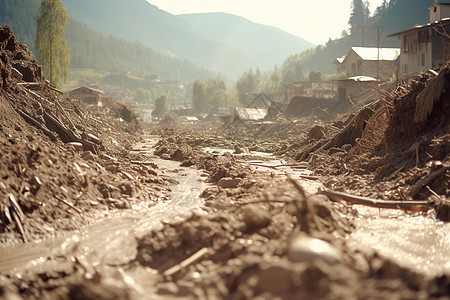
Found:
[377,26,380,80]
[376,26,385,81]
[361,25,367,46]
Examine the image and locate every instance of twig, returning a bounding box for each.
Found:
[236,199,293,206]
[54,195,82,214]
[319,189,429,211]
[163,247,209,277]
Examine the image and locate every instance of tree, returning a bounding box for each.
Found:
[36,0,70,88]
[236,68,261,103]
[308,70,322,81]
[152,95,169,117]
[281,54,303,84]
[134,88,152,103]
[348,0,370,33]
[192,79,206,113]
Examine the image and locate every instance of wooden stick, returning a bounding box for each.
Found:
[319,189,429,211]
[408,166,449,198]
[54,195,82,214]
[16,108,57,141]
[163,247,209,277]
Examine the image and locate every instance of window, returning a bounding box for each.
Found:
[418,30,429,43]
[422,54,425,66]
[357,60,362,70]
[403,35,408,53]
[352,63,356,70]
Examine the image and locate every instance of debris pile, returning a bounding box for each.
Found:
[0,25,160,245]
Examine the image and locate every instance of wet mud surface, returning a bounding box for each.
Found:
[1,25,450,299]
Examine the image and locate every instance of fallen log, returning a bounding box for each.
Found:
[319,189,430,211]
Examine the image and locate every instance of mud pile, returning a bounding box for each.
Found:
[132,174,449,299]
[275,69,450,205]
[0,26,164,245]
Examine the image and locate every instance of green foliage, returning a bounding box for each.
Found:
[0,0,39,54]
[152,95,169,117]
[281,54,304,84]
[236,68,261,103]
[192,78,229,113]
[134,88,152,104]
[309,70,322,81]
[261,71,282,93]
[36,0,70,88]
[348,0,370,33]
[65,19,214,84]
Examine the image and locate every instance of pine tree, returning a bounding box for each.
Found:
[348,0,369,33]
[36,0,70,88]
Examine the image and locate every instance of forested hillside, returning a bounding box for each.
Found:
[0,0,214,83]
[65,19,214,82]
[60,0,252,77]
[178,13,314,71]
[60,0,314,77]
[296,0,438,74]
[0,0,39,53]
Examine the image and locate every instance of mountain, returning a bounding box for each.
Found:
[65,18,215,82]
[60,0,314,78]
[178,13,315,71]
[297,0,439,74]
[61,0,252,78]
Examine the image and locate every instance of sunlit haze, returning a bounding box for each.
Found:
[147,0,384,45]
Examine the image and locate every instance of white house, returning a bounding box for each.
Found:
[388,3,450,75]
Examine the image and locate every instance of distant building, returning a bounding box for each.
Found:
[68,86,103,105]
[283,81,337,102]
[388,3,450,75]
[334,47,400,80]
[336,75,377,103]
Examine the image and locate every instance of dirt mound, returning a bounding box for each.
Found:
[0,26,159,245]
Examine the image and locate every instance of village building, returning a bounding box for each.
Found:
[67,86,104,105]
[283,81,337,102]
[333,47,400,80]
[388,3,450,75]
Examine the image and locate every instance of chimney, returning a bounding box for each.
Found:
[430,3,450,23]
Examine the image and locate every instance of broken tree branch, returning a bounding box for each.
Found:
[16,108,57,141]
[319,189,430,211]
[408,166,449,198]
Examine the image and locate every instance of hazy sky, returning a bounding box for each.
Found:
[147,0,384,45]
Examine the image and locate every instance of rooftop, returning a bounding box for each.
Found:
[350,47,400,61]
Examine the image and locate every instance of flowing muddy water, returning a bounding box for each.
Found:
[0,137,209,275]
[237,158,450,278]
[0,137,449,285]
[347,207,450,277]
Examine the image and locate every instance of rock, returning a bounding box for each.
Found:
[241,206,271,230]
[308,125,325,140]
[217,177,242,188]
[257,265,292,294]
[288,236,341,264]
[105,163,119,173]
[81,151,95,161]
